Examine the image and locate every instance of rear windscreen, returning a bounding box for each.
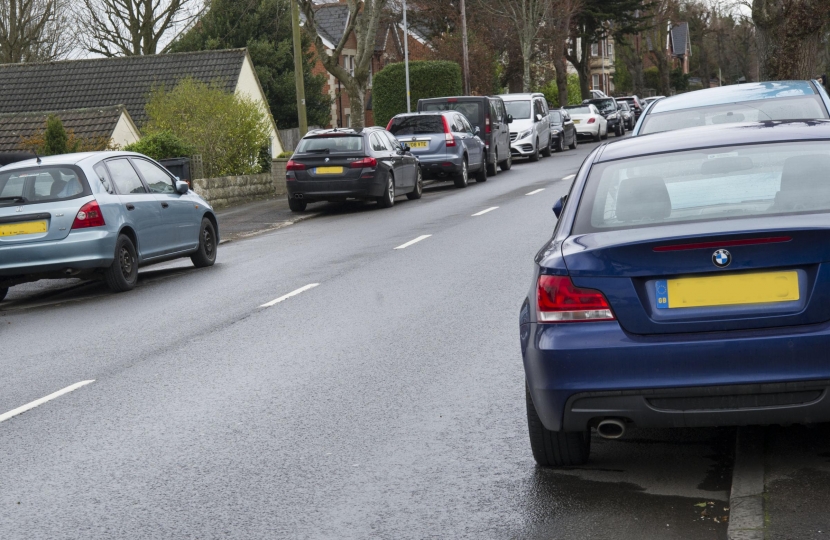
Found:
[388,116,445,135]
[574,142,830,233]
[640,96,828,135]
[421,102,482,128]
[296,135,364,153]
[0,166,88,207]
[564,106,591,115]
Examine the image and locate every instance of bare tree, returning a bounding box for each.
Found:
[0,0,72,63]
[75,0,199,57]
[480,0,558,91]
[643,0,676,96]
[297,0,388,130]
[752,0,829,80]
[542,0,580,105]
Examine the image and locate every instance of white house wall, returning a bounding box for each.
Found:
[235,55,284,156]
[111,111,141,148]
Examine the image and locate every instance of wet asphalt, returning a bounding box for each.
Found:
[2,135,735,539]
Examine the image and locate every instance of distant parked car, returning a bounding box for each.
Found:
[616,95,645,120]
[564,103,608,142]
[417,95,513,175]
[286,127,422,211]
[549,108,577,152]
[388,112,486,188]
[499,93,552,162]
[631,80,830,136]
[590,89,608,99]
[0,151,218,301]
[588,97,625,136]
[618,101,635,130]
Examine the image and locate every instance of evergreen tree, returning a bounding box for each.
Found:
[170,0,332,129]
[43,115,69,156]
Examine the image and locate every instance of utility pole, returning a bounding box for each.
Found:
[402,0,411,112]
[460,0,470,95]
[291,0,308,137]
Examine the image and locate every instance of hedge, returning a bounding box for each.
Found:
[373,61,463,127]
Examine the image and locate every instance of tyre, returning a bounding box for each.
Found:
[454,158,469,188]
[486,149,498,177]
[529,138,540,162]
[288,196,307,212]
[601,126,608,140]
[0,287,7,303]
[526,382,591,467]
[616,123,624,136]
[541,136,552,157]
[104,234,139,293]
[191,217,218,268]
[474,153,487,182]
[569,134,577,150]
[406,168,423,200]
[377,173,395,208]
[499,152,512,171]
[592,129,601,142]
[556,137,565,153]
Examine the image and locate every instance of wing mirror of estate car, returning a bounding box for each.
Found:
[553,195,568,218]
[175,180,190,194]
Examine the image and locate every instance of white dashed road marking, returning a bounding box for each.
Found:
[261,283,320,308]
[471,207,499,216]
[562,174,575,181]
[0,380,95,423]
[526,189,545,195]
[394,235,432,250]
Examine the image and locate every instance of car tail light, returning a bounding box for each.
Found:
[386,119,394,130]
[485,115,491,134]
[286,160,306,171]
[537,275,615,322]
[442,116,456,147]
[71,200,105,229]
[350,157,378,168]
[587,117,596,124]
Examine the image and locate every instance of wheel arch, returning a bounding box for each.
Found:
[117,225,138,254]
[202,211,220,243]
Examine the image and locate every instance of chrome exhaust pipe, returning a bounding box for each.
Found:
[596,418,626,439]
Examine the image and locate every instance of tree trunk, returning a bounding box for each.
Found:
[553,52,569,106]
[753,0,830,80]
[348,85,366,130]
[521,41,533,92]
[566,35,591,100]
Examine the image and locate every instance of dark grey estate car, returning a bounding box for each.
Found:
[286,127,421,212]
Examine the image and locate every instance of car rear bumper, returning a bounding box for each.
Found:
[0,229,116,283]
[416,153,462,176]
[286,175,386,200]
[522,320,830,432]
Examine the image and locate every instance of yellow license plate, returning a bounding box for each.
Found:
[656,271,799,309]
[316,166,343,174]
[573,119,581,124]
[0,220,48,237]
[408,141,428,148]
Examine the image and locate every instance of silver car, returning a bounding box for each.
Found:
[499,93,552,161]
[0,152,219,301]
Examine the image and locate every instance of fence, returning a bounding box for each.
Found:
[278,126,321,152]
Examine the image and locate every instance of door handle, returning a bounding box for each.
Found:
[161,202,169,209]
[126,204,135,211]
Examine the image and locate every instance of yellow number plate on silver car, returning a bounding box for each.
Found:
[408,141,428,148]
[0,220,47,237]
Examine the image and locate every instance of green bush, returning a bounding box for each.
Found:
[644,67,660,91]
[671,67,690,91]
[142,78,271,177]
[537,75,582,107]
[276,150,293,159]
[124,131,194,161]
[373,61,463,127]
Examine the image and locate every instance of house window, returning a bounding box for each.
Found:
[607,41,614,58]
[591,43,598,57]
[592,74,600,90]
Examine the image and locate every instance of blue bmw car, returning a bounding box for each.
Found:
[0,152,218,302]
[522,120,830,466]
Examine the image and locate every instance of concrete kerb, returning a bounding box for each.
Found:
[218,212,321,245]
[728,426,767,540]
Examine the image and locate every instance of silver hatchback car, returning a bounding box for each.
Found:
[0,152,219,301]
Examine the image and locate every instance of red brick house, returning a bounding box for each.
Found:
[305,2,431,128]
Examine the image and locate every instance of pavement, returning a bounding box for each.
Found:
[0,134,824,539]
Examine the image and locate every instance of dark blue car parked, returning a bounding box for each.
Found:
[522,120,830,466]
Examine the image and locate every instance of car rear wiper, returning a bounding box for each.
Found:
[0,196,26,203]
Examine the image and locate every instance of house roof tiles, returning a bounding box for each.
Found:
[0,105,130,152]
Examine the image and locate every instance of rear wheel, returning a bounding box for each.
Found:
[406,168,423,200]
[499,152,512,171]
[526,382,591,467]
[486,149,498,176]
[475,153,487,182]
[377,173,395,208]
[454,158,469,188]
[569,134,577,150]
[104,234,138,293]
[592,129,601,142]
[0,287,7,302]
[529,139,540,162]
[601,126,608,140]
[288,196,307,212]
[191,218,217,268]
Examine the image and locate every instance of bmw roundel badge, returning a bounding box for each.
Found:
[712,249,731,268]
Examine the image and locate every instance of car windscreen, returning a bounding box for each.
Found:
[550,111,562,123]
[504,101,531,120]
[590,99,616,115]
[564,106,591,115]
[295,135,364,153]
[388,115,445,135]
[0,166,88,207]
[639,96,828,135]
[422,101,481,128]
[574,142,830,233]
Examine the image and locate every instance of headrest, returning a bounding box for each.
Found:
[616,176,672,222]
[780,154,830,192]
[50,179,67,197]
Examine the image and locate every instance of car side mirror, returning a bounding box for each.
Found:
[402,144,411,152]
[507,114,513,124]
[535,113,543,122]
[474,126,480,134]
[552,195,568,218]
[175,180,189,194]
